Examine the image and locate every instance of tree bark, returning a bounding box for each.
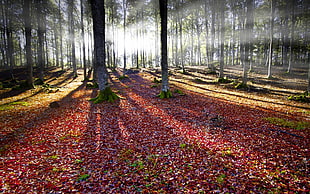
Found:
[90,0,118,103]
[23,0,34,88]
[267,0,274,79]
[159,0,171,98]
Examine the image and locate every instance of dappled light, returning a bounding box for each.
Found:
[1,0,309,192]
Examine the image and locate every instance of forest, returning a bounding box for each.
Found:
[0,0,309,193]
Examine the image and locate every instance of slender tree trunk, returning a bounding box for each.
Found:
[123,0,127,72]
[68,0,77,77]
[267,0,274,79]
[58,0,64,70]
[288,0,295,74]
[219,0,224,78]
[23,0,34,88]
[81,0,87,80]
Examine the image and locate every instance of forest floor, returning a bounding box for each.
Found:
[0,66,309,193]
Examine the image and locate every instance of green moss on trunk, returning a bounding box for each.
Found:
[90,87,119,103]
[158,90,172,99]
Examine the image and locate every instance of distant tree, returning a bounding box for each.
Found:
[267,0,274,79]
[23,0,34,88]
[242,0,253,86]
[90,0,119,103]
[36,0,45,83]
[158,0,172,99]
[219,0,225,78]
[68,0,77,78]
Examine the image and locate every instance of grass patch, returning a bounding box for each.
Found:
[264,117,310,130]
[193,78,207,84]
[173,89,185,95]
[0,101,30,111]
[288,92,310,103]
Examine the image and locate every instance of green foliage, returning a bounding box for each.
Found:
[0,101,30,111]
[173,89,185,95]
[150,84,159,88]
[264,117,310,130]
[0,82,3,89]
[34,78,44,85]
[130,160,144,170]
[75,159,83,164]
[158,90,173,99]
[89,87,119,103]
[216,174,226,184]
[179,143,186,148]
[217,77,233,83]
[234,82,248,89]
[288,92,309,103]
[76,174,90,181]
[118,75,129,80]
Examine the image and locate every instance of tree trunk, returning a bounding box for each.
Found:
[288,0,295,74]
[81,0,87,80]
[267,0,274,79]
[90,0,118,103]
[159,0,171,98]
[36,0,45,82]
[23,0,34,88]
[219,0,224,79]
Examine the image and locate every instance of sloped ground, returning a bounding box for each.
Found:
[0,67,309,193]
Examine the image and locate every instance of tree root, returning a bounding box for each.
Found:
[158,90,173,99]
[90,87,119,103]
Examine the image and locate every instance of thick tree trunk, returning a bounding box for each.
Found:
[90,0,118,103]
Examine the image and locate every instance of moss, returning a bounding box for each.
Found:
[158,90,173,99]
[90,87,119,103]
[288,91,309,103]
[173,89,185,95]
[218,77,233,83]
[264,117,310,130]
[235,82,248,89]
[150,84,159,88]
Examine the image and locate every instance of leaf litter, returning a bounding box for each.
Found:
[0,69,309,193]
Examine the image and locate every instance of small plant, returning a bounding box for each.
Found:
[218,77,233,83]
[173,89,185,95]
[150,84,159,88]
[49,155,59,159]
[288,91,309,103]
[118,75,129,80]
[216,174,226,184]
[179,143,187,148]
[76,174,90,181]
[234,82,248,89]
[75,159,83,164]
[130,160,144,170]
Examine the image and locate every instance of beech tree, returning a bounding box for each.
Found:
[90,0,119,103]
[158,0,172,99]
